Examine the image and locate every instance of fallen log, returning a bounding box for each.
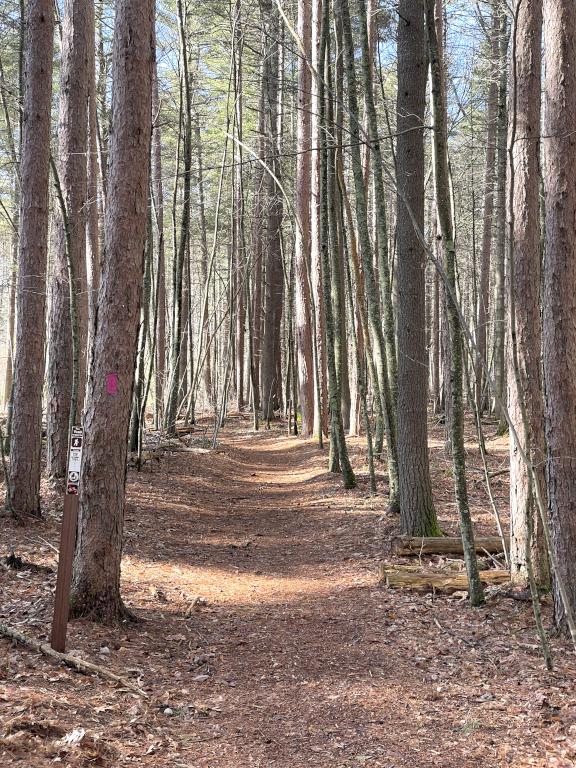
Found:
[379,565,510,593]
[0,622,147,697]
[380,561,464,573]
[391,535,506,557]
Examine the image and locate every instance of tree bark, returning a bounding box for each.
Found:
[492,8,509,427]
[70,0,154,621]
[87,1,100,348]
[259,0,284,422]
[357,0,396,421]
[232,0,246,413]
[332,15,351,433]
[47,0,91,478]
[508,0,548,588]
[195,114,212,408]
[392,535,506,557]
[165,0,192,436]
[336,0,398,509]
[319,0,355,488]
[380,565,509,593]
[95,6,109,207]
[0,40,21,415]
[294,0,315,436]
[396,0,439,536]
[3,0,25,441]
[152,63,166,428]
[250,92,265,425]
[3,188,17,411]
[431,263,441,413]
[542,0,576,631]
[130,214,153,452]
[426,0,485,606]
[310,0,328,437]
[475,4,500,414]
[7,0,54,518]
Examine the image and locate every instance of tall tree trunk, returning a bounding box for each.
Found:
[3,186,18,411]
[3,0,24,441]
[336,0,398,510]
[95,6,109,206]
[179,242,190,401]
[165,0,192,435]
[426,0,485,606]
[259,0,284,422]
[338,158,380,447]
[7,0,54,518]
[195,114,212,407]
[319,0,355,488]
[357,0,397,420]
[0,36,21,416]
[130,214,153,452]
[152,63,166,428]
[294,0,315,436]
[396,0,439,536]
[542,0,576,632]
[347,277,363,436]
[86,1,100,347]
[492,8,509,426]
[47,0,91,478]
[250,93,265,425]
[311,0,328,437]
[431,262,441,413]
[232,0,246,412]
[475,4,500,414]
[70,0,154,621]
[508,0,548,588]
[333,13,350,432]
[344,224,375,486]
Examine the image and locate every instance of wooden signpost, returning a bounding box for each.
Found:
[51,425,84,653]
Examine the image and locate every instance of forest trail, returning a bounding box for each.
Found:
[1,416,576,767]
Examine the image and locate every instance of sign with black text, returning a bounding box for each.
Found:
[51,424,84,652]
[66,426,84,495]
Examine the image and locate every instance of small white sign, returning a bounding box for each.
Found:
[67,426,84,496]
[68,449,82,474]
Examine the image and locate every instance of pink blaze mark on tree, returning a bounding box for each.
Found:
[106,373,119,396]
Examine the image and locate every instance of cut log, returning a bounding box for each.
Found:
[379,565,510,593]
[380,561,464,573]
[391,535,506,557]
[0,622,147,696]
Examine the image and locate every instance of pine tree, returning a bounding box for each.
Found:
[542,0,576,631]
[396,0,439,536]
[70,0,154,621]
[7,0,54,518]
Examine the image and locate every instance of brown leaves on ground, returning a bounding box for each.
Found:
[0,715,116,765]
[0,413,575,767]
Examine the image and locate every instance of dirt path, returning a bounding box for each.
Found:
[1,417,576,766]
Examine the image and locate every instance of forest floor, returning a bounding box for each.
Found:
[1,413,576,767]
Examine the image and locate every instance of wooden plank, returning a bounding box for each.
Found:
[391,535,506,557]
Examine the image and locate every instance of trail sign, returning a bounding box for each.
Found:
[66,426,83,495]
[51,425,84,652]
